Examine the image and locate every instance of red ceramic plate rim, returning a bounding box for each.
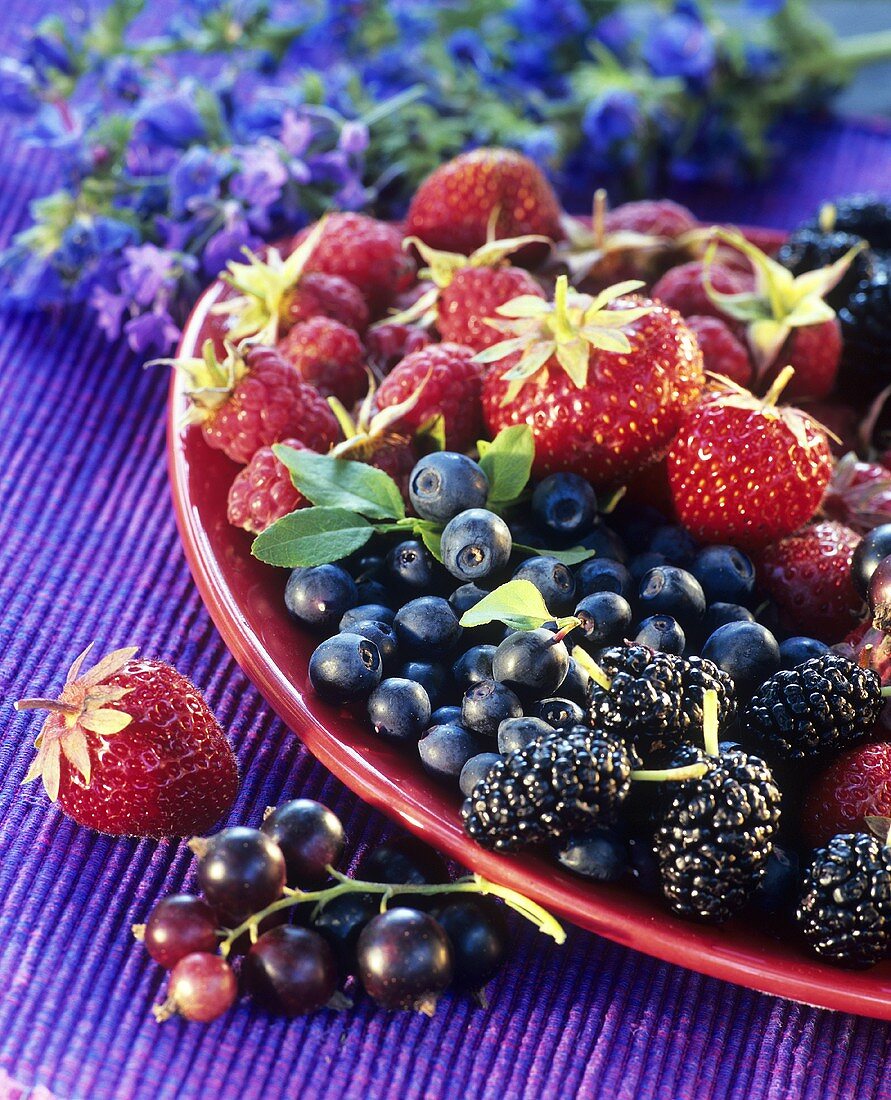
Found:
[167,244,891,1021]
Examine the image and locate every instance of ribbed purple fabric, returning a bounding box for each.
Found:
[1,9,891,1098]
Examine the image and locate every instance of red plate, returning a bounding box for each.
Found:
[168,253,891,1021]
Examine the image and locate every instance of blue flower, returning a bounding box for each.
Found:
[592,13,636,60]
[745,0,786,13]
[91,285,129,341]
[447,29,493,75]
[23,29,74,81]
[118,244,184,308]
[518,127,559,165]
[338,120,369,156]
[103,57,145,102]
[170,147,228,218]
[202,218,261,277]
[230,141,289,225]
[643,10,716,82]
[135,92,206,148]
[582,90,640,152]
[124,307,181,354]
[0,59,39,115]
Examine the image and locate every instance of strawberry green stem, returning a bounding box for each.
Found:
[552,275,574,342]
[592,189,607,249]
[762,365,795,408]
[14,698,80,717]
[834,29,891,69]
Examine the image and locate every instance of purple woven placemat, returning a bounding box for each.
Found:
[2,21,891,1100]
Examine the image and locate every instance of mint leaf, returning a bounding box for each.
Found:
[458,579,553,632]
[413,520,443,561]
[273,447,405,521]
[252,506,373,567]
[514,543,595,566]
[478,425,534,506]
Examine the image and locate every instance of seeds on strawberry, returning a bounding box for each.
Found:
[15,644,238,837]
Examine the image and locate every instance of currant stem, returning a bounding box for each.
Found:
[880,685,891,698]
[551,616,582,643]
[702,689,720,758]
[631,763,709,782]
[571,645,611,691]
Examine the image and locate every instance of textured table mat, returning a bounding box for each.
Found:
[2,13,891,1099]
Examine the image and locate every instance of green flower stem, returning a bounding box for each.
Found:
[218,869,565,956]
[834,29,891,69]
[881,686,891,698]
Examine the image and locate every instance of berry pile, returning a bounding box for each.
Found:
[135,799,563,1022]
[176,148,891,971]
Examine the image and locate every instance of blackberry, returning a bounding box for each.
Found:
[586,644,682,745]
[461,726,635,852]
[742,654,882,762]
[839,274,891,376]
[776,228,876,312]
[819,195,891,252]
[675,655,737,741]
[655,744,781,923]
[796,833,891,968]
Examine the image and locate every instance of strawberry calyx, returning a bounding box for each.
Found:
[15,643,137,801]
[381,232,553,329]
[703,228,864,378]
[474,273,653,403]
[155,339,250,426]
[212,217,329,342]
[328,369,432,461]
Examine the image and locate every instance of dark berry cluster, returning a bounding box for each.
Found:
[136,799,560,1023]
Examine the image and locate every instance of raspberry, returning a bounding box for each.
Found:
[603,199,697,238]
[438,266,546,351]
[227,438,310,534]
[276,316,367,406]
[684,315,752,387]
[283,272,369,335]
[365,323,432,376]
[651,260,750,322]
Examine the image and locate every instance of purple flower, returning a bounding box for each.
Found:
[134,92,207,148]
[334,175,370,210]
[593,13,636,59]
[280,109,313,157]
[124,307,181,354]
[0,59,39,115]
[103,57,145,102]
[338,120,369,156]
[91,285,129,341]
[24,29,74,81]
[170,147,228,217]
[230,140,288,214]
[643,10,716,82]
[118,244,182,307]
[202,220,262,277]
[582,91,640,152]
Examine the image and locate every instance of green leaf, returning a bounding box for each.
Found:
[413,520,443,562]
[252,507,373,567]
[415,413,446,453]
[514,543,595,566]
[274,447,405,521]
[458,579,553,632]
[478,425,535,506]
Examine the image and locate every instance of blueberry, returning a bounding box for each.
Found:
[309,633,382,702]
[691,545,756,606]
[628,551,668,584]
[285,565,358,633]
[635,614,685,655]
[648,525,698,566]
[554,827,628,881]
[355,580,391,606]
[339,604,396,632]
[461,679,523,738]
[852,524,891,596]
[627,836,660,895]
[418,723,481,781]
[637,565,706,628]
[750,845,799,921]
[350,553,386,581]
[702,602,755,636]
[458,752,502,797]
[492,628,570,698]
[398,660,451,709]
[610,503,668,547]
[448,583,489,617]
[430,705,462,726]
[531,697,585,728]
[779,636,831,669]
[575,557,633,601]
[367,678,431,740]
[409,452,489,523]
[497,715,553,754]
[393,596,463,655]
[531,473,597,539]
[575,592,633,648]
[441,509,512,582]
[512,556,576,615]
[559,657,592,704]
[350,620,399,667]
[574,523,628,562]
[387,540,438,591]
[701,621,781,700]
[452,645,497,692]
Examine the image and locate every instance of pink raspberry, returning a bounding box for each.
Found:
[227,438,310,533]
[684,315,752,387]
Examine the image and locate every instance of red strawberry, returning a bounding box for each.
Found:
[822,453,891,534]
[701,229,861,400]
[171,342,340,464]
[684,315,752,387]
[292,212,416,314]
[603,199,697,238]
[15,645,237,837]
[365,322,432,376]
[214,218,369,342]
[801,742,891,846]
[651,260,751,321]
[276,316,366,406]
[478,275,703,484]
[227,437,310,534]
[756,520,864,641]
[438,266,545,351]
[375,343,483,452]
[666,368,833,550]
[405,147,563,256]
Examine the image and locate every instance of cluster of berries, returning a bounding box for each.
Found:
[135,799,562,1023]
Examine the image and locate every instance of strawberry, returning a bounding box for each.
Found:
[666,368,833,550]
[477,275,703,484]
[365,322,432,377]
[405,147,563,256]
[651,260,752,322]
[822,453,891,534]
[756,520,864,641]
[291,212,416,314]
[227,437,310,534]
[801,742,891,847]
[14,645,237,837]
[603,198,697,238]
[214,219,369,342]
[168,342,340,464]
[701,229,862,400]
[375,343,483,452]
[684,315,753,387]
[276,316,366,406]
